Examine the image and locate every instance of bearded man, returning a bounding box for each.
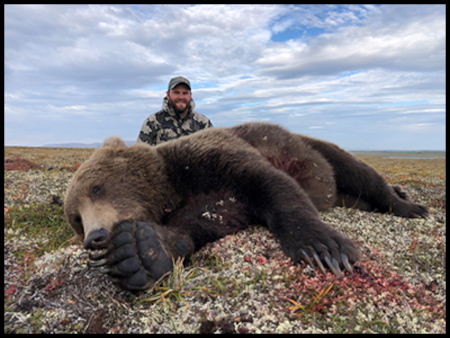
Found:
[137,77,213,146]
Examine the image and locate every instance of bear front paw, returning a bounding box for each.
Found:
[286,228,360,278]
[89,221,174,291]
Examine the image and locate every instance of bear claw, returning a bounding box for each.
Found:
[88,257,108,267]
[324,256,344,278]
[312,252,327,275]
[341,253,353,274]
[300,250,354,278]
[301,250,314,267]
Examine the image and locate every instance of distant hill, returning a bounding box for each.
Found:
[40,140,136,148]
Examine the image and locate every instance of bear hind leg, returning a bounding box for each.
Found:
[299,135,428,218]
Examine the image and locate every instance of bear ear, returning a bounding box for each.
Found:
[102,136,127,148]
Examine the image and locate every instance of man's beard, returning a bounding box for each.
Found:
[168,97,189,116]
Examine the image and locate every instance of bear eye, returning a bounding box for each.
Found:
[91,185,103,197]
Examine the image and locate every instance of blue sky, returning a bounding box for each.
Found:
[4,5,446,150]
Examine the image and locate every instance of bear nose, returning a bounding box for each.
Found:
[84,228,109,250]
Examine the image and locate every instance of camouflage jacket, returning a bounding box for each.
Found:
[137,98,213,146]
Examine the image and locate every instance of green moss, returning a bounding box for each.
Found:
[5,201,73,256]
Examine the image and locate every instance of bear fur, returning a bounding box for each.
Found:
[64,122,428,290]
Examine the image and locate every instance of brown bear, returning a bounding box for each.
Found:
[64,122,428,290]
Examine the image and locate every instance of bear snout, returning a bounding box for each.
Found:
[84,228,109,250]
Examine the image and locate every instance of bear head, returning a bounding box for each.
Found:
[64,136,172,249]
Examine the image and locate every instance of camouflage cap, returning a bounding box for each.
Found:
[168,76,191,91]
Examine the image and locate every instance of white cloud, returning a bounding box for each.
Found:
[259,5,444,77]
[4,5,446,150]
